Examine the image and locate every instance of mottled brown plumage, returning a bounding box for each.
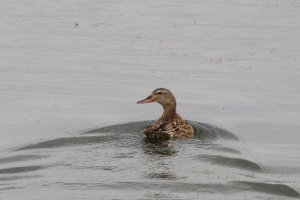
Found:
[137,88,194,140]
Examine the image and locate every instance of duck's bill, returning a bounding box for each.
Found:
[137,96,153,104]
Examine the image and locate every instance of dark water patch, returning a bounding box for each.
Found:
[191,122,239,141]
[196,154,263,172]
[17,135,120,150]
[142,142,178,156]
[0,155,46,164]
[78,166,116,171]
[146,172,179,180]
[231,181,300,198]
[143,193,184,200]
[0,175,42,182]
[0,166,44,174]
[0,186,22,191]
[113,151,138,159]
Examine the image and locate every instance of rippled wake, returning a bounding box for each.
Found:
[0,121,299,199]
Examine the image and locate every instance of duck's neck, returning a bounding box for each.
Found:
[161,102,177,122]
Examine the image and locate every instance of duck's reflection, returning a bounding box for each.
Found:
[142,139,177,157]
[146,171,178,180]
[141,139,180,181]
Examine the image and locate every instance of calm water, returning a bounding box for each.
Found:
[0,0,300,199]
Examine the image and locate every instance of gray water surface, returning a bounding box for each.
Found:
[1,0,300,199]
[1,121,299,200]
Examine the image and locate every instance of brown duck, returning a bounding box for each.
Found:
[137,88,194,140]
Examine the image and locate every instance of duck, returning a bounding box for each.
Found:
[137,88,194,140]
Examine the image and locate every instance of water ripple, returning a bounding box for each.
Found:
[0,165,44,174]
[2,121,298,199]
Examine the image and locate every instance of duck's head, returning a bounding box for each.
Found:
[137,88,176,110]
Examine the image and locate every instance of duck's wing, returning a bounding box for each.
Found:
[159,114,194,139]
[142,121,178,140]
[172,118,194,138]
[142,120,164,135]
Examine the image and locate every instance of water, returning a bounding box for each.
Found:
[0,121,298,199]
[1,0,300,199]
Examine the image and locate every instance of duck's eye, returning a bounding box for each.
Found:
[157,92,162,95]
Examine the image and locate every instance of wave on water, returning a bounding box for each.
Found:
[0,121,299,199]
[16,121,239,151]
[0,166,44,174]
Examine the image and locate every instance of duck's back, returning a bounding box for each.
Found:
[171,114,194,138]
[142,114,194,139]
